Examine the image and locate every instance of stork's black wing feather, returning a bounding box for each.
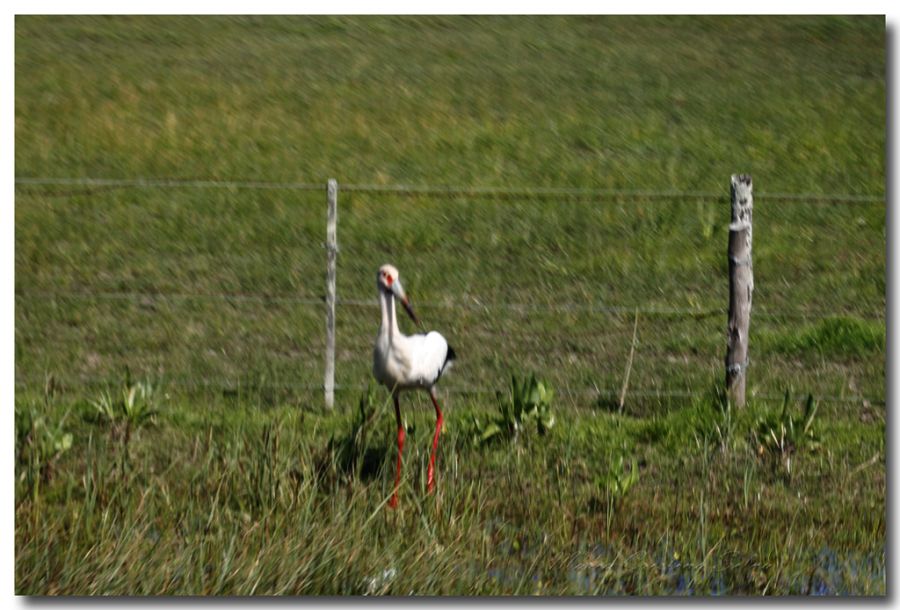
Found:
[445,344,456,363]
[431,343,456,384]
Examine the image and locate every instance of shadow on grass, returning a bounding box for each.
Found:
[314,384,395,488]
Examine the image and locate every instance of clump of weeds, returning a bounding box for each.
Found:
[468,373,556,446]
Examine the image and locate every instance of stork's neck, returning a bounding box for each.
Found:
[378,288,401,343]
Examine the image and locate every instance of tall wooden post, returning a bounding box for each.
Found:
[726,174,753,408]
[324,179,338,409]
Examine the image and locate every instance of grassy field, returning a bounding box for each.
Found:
[14,16,885,595]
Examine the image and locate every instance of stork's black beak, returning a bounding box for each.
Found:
[392,279,422,328]
[400,295,421,328]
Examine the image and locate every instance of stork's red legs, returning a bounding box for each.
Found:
[389,390,443,507]
[427,389,443,493]
[388,393,405,509]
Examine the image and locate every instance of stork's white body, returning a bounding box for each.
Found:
[373,287,453,391]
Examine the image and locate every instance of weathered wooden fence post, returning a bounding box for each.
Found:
[726,174,753,408]
[324,179,338,409]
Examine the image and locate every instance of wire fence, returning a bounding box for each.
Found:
[11,289,887,321]
[15,176,886,203]
[14,176,887,409]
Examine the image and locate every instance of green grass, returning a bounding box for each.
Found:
[759,316,886,359]
[15,384,885,595]
[15,16,885,194]
[14,16,885,595]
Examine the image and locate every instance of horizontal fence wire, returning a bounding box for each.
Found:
[15,176,886,204]
[12,291,885,321]
[15,290,327,306]
[13,376,885,407]
[14,176,324,192]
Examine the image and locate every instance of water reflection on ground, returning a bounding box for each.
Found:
[476,537,884,595]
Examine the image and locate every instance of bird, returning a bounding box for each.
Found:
[372,263,455,508]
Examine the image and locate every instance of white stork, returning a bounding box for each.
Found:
[373,263,455,508]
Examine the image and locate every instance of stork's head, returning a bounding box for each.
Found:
[377,264,421,327]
